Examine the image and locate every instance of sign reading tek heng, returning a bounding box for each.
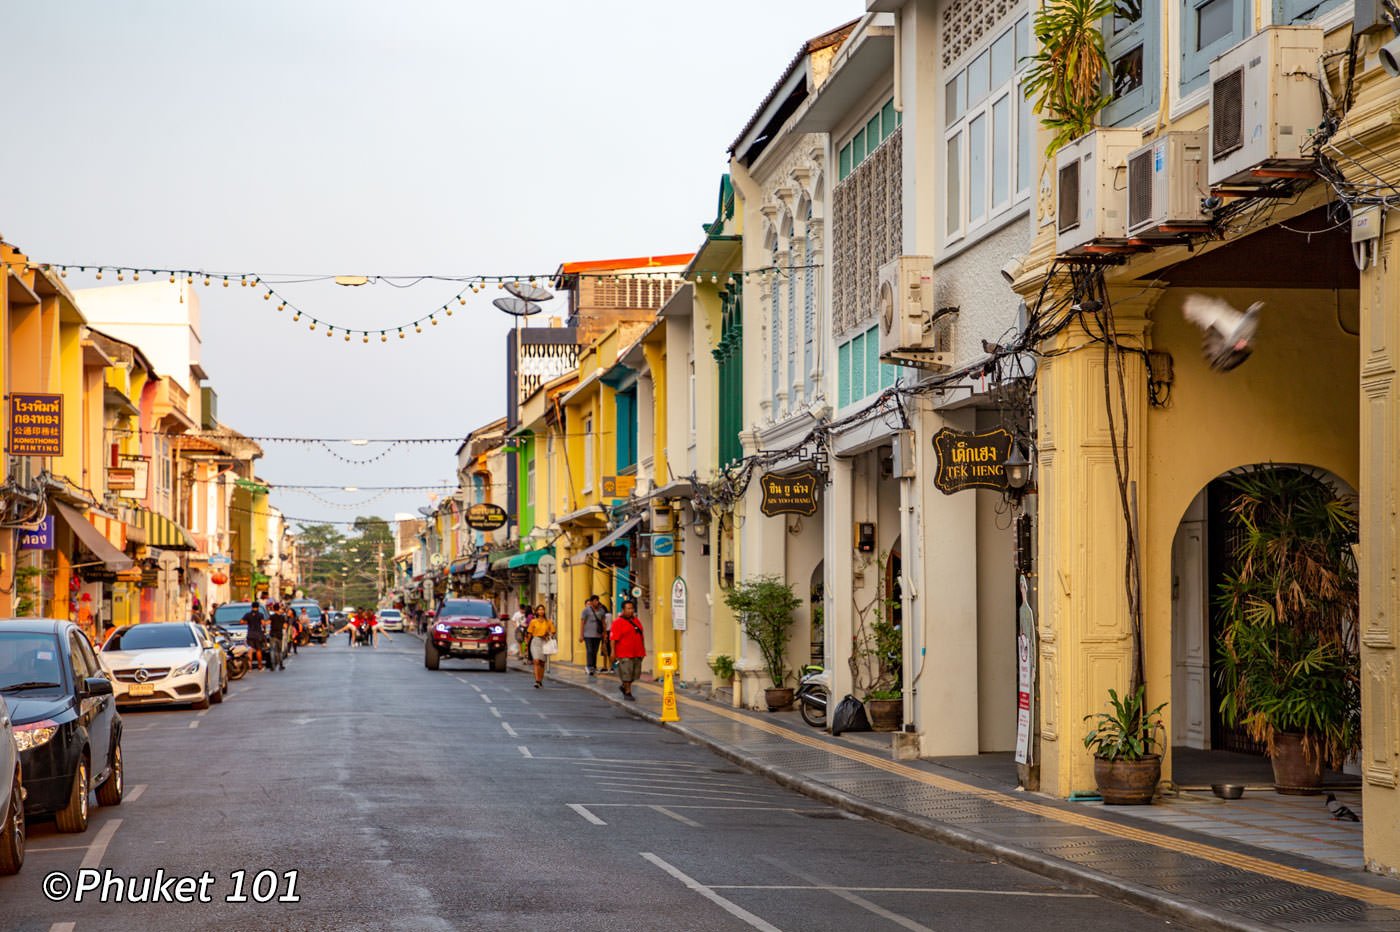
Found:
[9,393,63,456]
[931,427,1012,495]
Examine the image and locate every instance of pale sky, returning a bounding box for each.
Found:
[2,0,860,529]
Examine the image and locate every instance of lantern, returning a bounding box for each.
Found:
[211,571,229,586]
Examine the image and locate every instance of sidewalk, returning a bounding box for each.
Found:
[537,660,1400,932]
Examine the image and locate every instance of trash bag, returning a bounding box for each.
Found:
[830,695,872,736]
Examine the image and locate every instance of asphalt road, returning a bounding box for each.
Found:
[0,633,1176,932]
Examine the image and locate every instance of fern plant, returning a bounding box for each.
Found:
[1083,685,1166,761]
[1022,0,1117,155]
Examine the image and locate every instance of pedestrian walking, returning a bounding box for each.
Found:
[244,601,267,671]
[511,605,528,659]
[267,603,287,671]
[609,599,645,701]
[525,605,556,688]
[295,608,311,653]
[579,594,608,676]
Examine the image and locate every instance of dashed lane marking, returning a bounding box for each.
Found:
[125,784,147,803]
[490,707,502,718]
[517,746,533,758]
[469,683,482,692]
[480,694,493,704]
[49,923,75,932]
[655,683,1400,912]
[568,804,606,825]
[710,884,1094,898]
[762,855,935,932]
[642,852,782,932]
[79,818,122,870]
[501,722,518,738]
[187,720,200,729]
[650,805,701,827]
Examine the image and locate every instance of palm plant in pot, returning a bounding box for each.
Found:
[723,576,800,711]
[1215,467,1360,795]
[1084,685,1167,804]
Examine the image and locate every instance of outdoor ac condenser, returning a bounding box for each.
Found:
[1208,26,1324,187]
[1054,127,1140,255]
[1126,130,1210,238]
[877,256,949,370]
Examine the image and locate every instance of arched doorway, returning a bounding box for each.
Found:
[809,561,824,665]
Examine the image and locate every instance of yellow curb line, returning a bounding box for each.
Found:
[627,680,1400,912]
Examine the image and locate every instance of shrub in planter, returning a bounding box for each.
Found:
[1083,685,1166,805]
[723,576,800,711]
[866,688,903,732]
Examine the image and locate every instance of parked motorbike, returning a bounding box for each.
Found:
[211,625,251,681]
[796,664,829,729]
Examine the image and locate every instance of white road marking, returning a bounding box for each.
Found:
[517,746,533,758]
[79,818,123,870]
[480,694,493,704]
[598,787,776,804]
[490,707,502,718]
[642,852,783,932]
[197,709,210,717]
[49,923,76,932]
[188,720,200,729]
[501,722,518,737]
[762,857,935,932]
[707,885,1094,898]
[470,683,482,692]
[568,804,606,825]
[125,783,147,803]
[650,805,701,827]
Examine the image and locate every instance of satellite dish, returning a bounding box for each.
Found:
[417,506,434,516]
[504,281,554,303]
[493,296,543,317]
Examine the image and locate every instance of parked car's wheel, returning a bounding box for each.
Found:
[95,742,123,807]
[54,757,89,833]
[491,651,508,673]
[210,681,224,704]
[0,766,24,875]
[424,641,441,670]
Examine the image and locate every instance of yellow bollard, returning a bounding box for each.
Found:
[658,651,680,722]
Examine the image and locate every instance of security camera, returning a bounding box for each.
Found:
[1382,36,1400,77]
[1000,257,1024,285]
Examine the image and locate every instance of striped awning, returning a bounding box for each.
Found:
[125,507,197,551]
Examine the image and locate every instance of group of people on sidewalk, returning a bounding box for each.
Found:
[509,595,647,698]
[239,600,308,672]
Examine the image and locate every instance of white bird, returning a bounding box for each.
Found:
[1181,294,1263,371]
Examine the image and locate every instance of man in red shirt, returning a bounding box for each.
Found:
[608,599,646,701]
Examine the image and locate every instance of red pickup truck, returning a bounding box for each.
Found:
[425,599,508,672]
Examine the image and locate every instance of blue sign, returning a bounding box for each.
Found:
[20,516,55,551]
[650,534,674,557]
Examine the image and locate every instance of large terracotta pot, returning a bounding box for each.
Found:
[765,687,794,712]
[866,698,903,732]
[1271,732,1324,795]
[1093,754,1161,805]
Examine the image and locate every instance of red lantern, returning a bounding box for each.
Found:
[211,571,229,586]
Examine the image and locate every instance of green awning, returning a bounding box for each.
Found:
[125,507,197,551]
[491,547,554,571]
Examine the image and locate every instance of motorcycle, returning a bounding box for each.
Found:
[796,664,829,729]
[211,625,251,681]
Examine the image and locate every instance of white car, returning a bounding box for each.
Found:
[0,695,22,874]
[376,609,404,632]
[99,622,227,710]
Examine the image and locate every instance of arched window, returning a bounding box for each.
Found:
[770,239,781,411]
[803,202,815,403]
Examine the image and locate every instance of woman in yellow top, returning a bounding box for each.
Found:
[525,604,556,688]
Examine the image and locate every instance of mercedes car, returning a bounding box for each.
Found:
[100,622,227,710]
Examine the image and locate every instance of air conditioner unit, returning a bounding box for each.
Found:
[1054,127,1140,255]
[877,256,949,370]
[1126,130,1210,239]
[1208,26,1324,187]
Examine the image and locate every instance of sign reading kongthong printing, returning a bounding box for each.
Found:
[8,393,63,456]
[932,427,1012,494]
[759,470,821,518]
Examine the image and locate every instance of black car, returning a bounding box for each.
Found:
[0,620,123,832]
[425,599,507,672]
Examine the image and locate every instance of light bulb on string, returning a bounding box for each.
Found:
[203,276,211,286]
[362,334,369,344]
[309,323,316,331]
[59,268,67,279]
[263,292,271,301]
[95,270,102,280]
[169,273,175,283]
[398,329,405,339]
[380,333,387,342]
[132,271,140,281]
[415,325,422,333]
[185,274,193,284]
[293,312,301,321]
[278,302,286,311]
[430,316,438,326]
[116,270,124,281]
[458,296,466,305]
[222,276,229,287]
[344,333,351,342]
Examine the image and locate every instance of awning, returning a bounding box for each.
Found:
[52,500,135,572]
[567,517,641,567]
[126,508,197,551]
[491,547,555,571]
[449,558,474,575]
[471,559,490,580]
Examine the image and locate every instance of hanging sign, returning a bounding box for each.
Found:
[1015,575,1037,767]
[117,454,150,500]
[602,475,636,498]
[19,516,55,551]
[465,502,508,531]
[758,470,820,517]
[107,467,137,492]
[649,534,675,557]
[8,393,63,456]
[597,544,629,567]
[932,427,1012,494]
[671,577,687,631]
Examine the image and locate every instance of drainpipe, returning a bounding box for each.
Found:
[893,8,903,113]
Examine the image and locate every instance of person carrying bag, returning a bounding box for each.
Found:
[526,605,556,689]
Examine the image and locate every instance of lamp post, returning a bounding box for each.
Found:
[1003,443,1030,496]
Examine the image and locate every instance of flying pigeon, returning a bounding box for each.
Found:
[1325,793,1360,822]
[1181,294,1263,371]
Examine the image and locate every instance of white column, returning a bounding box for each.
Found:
[825,456,856,712]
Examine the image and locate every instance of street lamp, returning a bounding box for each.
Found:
[1004,443,1031,494]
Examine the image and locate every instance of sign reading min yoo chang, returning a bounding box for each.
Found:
[932,427,1012,494]
[9,393,63,456]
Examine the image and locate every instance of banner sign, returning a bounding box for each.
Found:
[671,577,687,631]
[932,427,1012,494]
[1015,575,1037,767]
[465,502,508,531]
[19,516,55,551]
[759,470,820,518]
[9,393,63,456]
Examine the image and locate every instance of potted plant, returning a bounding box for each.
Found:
[860,602,904,731]
[1215,467,1360,795]
[707,654,736,698]
[1084,685,1166,804]
[723,576,800,711]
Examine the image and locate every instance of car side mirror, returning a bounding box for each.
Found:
[83,676,114,697]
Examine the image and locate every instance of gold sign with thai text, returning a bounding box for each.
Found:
[759,470,821,517]
[932,427,1012,494]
